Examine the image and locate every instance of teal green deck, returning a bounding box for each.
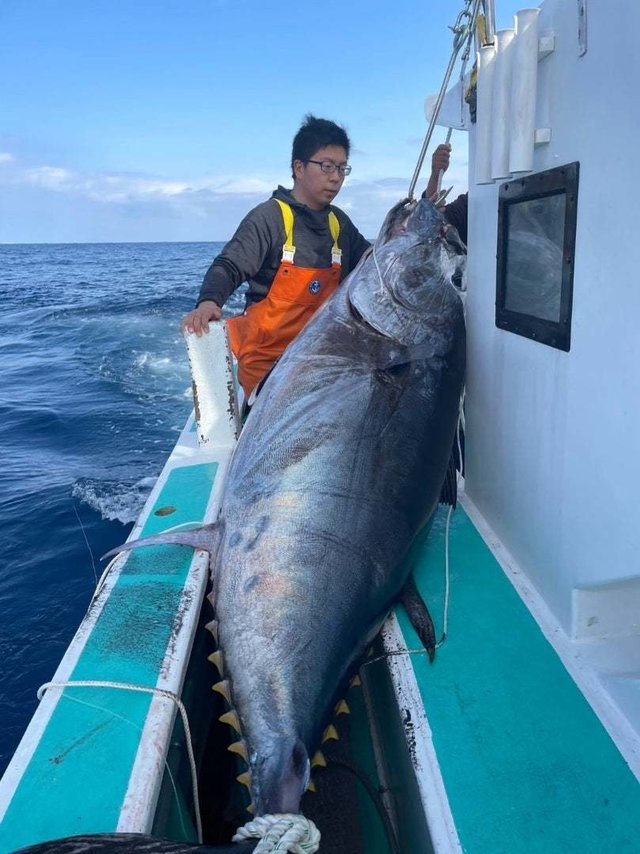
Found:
[0,463,217,854]
[395,505,640,853]
[3,481,638,853]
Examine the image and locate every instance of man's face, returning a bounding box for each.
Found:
[292,145,349,210]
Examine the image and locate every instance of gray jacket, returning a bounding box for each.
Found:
[197,186,371,310]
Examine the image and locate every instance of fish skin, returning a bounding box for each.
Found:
[104,197,466,820]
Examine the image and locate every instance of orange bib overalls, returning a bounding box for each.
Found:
[227,199,342,397]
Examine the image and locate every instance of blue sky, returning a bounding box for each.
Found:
[0,0,528,243]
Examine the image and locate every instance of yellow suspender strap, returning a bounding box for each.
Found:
[274,199,296,262]
[274,199,342,266]
[328,211,342,266]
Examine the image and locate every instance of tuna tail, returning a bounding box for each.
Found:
[100,522,223,562]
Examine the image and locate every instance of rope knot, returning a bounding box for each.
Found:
[232,812,320,853]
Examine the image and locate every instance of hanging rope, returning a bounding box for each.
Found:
[38,680,203,844]
[408,0,485,199]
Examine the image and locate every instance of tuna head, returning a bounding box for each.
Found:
[349,197,466,345]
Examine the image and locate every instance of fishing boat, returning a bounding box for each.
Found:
[1,0,639,851]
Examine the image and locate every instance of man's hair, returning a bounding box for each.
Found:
[291,114,351,178]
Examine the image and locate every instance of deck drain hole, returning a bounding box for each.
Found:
[154,505,177,516]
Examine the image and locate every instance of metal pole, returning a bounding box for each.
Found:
[407,0,483,199]
[408,46,464,199]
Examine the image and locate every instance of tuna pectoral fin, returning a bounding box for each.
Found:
[100,521,223,562]
[400,575,437,663]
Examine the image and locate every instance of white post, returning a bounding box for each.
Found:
[491,28,516,180]
[184,323,241,446]
[475,44,496,184]
[509,8,541,174]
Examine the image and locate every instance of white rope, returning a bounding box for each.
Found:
[435,388,466,649]
[435,504,454,648]
[233,813,321,853]
[37,680,203,844]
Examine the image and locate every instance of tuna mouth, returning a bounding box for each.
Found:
[253,737,310,814]
[379,197,417,242]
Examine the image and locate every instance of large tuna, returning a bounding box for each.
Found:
[105,197,466,821]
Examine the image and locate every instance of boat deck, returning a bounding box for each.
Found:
[0,419,229,853]
[2,329,638,853]
[373,500,640,853]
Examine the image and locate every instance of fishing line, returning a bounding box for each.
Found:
[37,680,203,844]
[73,501,98,585]
[372,243,386,298]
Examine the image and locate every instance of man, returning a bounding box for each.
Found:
[181,115,370,398]
[182,116,455,398]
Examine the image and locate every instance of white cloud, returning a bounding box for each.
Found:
[24,166,74,189]
[0,151,469,243]
[212,177,274,195]
[2,156,275,207]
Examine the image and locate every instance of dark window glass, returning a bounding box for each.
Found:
[496,162,579,351]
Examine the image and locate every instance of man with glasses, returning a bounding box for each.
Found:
[182,114,444,400]
[182,114,370,399]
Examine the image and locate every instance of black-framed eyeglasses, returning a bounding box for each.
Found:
[306,159,352,176]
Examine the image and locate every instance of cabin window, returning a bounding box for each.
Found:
[495,161,579,351]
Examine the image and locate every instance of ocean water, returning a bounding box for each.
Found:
[0,241,242,775]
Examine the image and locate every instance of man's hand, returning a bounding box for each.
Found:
[181,300,223,336]
[424,143,452,202]
[431,143,451,177]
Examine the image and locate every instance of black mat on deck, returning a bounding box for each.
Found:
[301,712,365,854]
